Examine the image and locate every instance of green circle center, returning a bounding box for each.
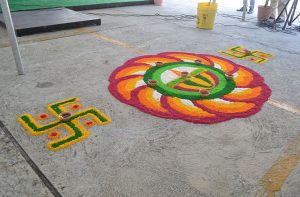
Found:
[143,62,236,100]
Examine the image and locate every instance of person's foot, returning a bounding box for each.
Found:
[275,18,285,23]
[237,7,246,12]
[270,17,285,23]
[247,9,254,14]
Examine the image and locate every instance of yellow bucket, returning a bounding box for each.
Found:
[197,3,218,29]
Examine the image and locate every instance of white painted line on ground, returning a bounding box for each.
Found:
[268,99,300,116]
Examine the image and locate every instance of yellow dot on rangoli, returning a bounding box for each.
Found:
[48,131,60,140]
[70,103,82,110]
[84,120,96,127]
[37,113,49,120]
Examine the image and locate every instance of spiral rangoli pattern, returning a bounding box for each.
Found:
[108,52,271,124]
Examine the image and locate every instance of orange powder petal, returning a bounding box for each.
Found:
[195,99,255,113]
[166,97,215,117]
[137,88,169,113]
[206,56,235,72]
[224,87,262,101]
[117,76,144,100]
[163,53,212,65]
[115,65,151,79]
[134,57,179,65]
[234,67,254,87]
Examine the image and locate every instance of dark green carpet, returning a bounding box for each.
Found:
[1,0,153,12]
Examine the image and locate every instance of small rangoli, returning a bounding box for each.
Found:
[18,97,111,151]
[219,46,274,64]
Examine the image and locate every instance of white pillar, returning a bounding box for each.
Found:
[242,0,248,21]
[1,0,24,75]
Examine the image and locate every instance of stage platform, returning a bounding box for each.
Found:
[0,8,101,36]
[1,0,153,12]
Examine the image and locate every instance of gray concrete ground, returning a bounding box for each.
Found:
[0,126,52,196]
[1,0,300,196]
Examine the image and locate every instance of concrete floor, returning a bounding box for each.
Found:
[1,0,300,196]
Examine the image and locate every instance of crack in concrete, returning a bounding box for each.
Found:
[0,120,62,197]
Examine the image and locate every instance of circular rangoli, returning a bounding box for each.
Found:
[108,52,271,124]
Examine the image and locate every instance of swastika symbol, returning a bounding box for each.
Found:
[219,46,274,64]
[18,97,111,151]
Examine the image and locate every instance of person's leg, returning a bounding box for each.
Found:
[237,7,245,11]
[278,0,289,20]
[249,0,255,10]
[237,0,246,12]
[247,0,255,13]
[270,0,279,19]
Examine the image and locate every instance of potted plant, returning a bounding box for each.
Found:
[257,0,277,20]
